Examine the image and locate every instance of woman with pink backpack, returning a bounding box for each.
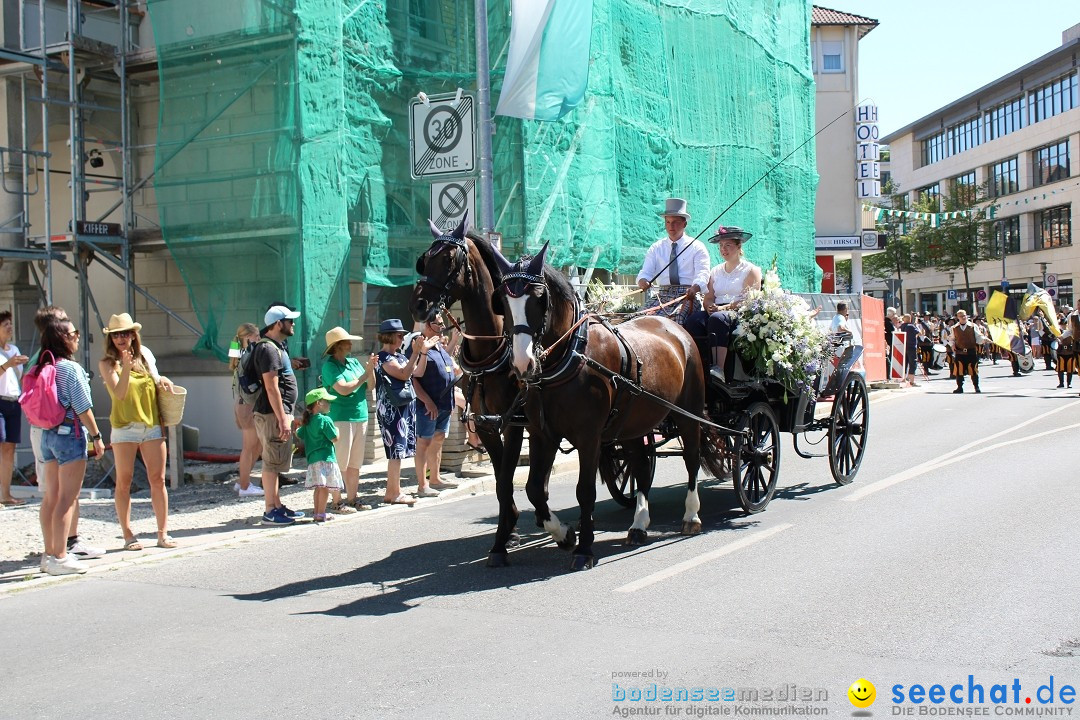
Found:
[31,316,105,575]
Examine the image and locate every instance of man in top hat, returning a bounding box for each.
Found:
[636,198,710,326]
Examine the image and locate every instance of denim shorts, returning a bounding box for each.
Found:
[110,422,163,445]
[40,424,88,466]
[416,405,452,439]
[0,397,22,445]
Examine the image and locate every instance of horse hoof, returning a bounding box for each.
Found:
[556,528,577,551]
[681,520,702,536]
[626,528,648,546]
[486,553,510,568]
[507,532,521,548]
[569,554,595,571]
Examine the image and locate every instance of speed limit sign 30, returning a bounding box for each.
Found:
[410,93,476,179]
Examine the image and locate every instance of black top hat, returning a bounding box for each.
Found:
[709,226,753,243]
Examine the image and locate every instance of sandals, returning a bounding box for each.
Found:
[313,513,335,523]
[156,535,178,549]
[383,494,416,506]
[123,537,143,552]
[1,497,26,507]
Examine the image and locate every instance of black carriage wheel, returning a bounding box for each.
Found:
[600,437,656,509]
[733,402,780,514]
[829,372,869,485]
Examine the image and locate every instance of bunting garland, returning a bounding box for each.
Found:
[863,176,1080,227]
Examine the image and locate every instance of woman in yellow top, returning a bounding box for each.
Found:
[99,313,176,551]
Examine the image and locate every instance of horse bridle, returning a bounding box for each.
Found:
[500,265,550,364]
[416,235,471,309]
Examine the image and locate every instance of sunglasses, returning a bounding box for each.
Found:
[64,329,80,339]
[112,330,134,338]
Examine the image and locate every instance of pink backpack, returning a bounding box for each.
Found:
[19,351,69,429]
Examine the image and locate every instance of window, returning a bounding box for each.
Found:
[984,96,1025,141]
[992,216,1020,256]
[1033,140,1070,187]
[1055,279,1073,310]
[1036,205,1071,249]
[918,183,940,211]
[821,42,843,73]
[989,157,1018,197]
[921,131,947,167]
[1029,72,1078,123]
[947,116,981,155]
[950,171,977,202]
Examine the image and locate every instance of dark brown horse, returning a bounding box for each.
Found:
[410,217,528,566]
[491,242,726,570]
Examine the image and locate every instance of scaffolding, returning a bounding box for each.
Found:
[0,0,198,369]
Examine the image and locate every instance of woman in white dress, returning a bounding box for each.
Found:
[689,226,762,381]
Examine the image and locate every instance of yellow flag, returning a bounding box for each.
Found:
[984,291,1025,354]
[1019,284,1061,337]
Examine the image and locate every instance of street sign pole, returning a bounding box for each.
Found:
[474,0,495,236]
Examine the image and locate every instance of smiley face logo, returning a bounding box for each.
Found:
[848,678,876,708]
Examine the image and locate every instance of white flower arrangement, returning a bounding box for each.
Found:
[586,279,640,314]
[730,265,830,398]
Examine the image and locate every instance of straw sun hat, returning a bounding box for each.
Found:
[102,313,142,335]
[323,326,363,355]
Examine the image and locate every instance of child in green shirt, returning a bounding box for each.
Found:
[296,388,344,522]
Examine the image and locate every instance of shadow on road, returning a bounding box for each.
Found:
[229,482,760,617]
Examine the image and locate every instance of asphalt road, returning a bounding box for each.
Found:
[5,362,1080,720]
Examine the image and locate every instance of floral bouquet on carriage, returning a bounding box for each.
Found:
[730,264,831,399]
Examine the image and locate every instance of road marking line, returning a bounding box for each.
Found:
[845,399,1080,502]
[613,523,793,593]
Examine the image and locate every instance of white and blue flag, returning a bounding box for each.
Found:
[495,0,594,121]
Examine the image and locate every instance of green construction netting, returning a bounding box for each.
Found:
[147,0,817,365]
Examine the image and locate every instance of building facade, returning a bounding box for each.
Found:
[880,23,1080,315]
[811,5,879,293]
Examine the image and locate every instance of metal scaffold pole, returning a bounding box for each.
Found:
[474,0,496,237]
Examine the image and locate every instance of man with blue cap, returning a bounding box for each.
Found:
[251,302,306,525]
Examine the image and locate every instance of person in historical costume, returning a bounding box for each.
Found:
[1056,312,1080,390]
[952,310,981,394]
[636,198,710,326]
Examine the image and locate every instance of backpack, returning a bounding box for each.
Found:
[236,338,283,406]
[19,351,69,429]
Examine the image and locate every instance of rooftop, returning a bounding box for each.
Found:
[811,5,879,39]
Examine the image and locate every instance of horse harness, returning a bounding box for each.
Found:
[497,265,737,437]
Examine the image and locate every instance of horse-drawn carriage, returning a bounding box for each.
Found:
[598,331,869,514]
[411,217,870,570]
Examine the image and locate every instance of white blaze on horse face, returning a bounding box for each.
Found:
[506,294,536,376]
[630,490,651,533]
[543,511,569,544]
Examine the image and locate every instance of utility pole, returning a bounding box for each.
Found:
[474,0,496,237]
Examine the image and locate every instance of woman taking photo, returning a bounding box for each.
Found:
[99,313,176,550]
[228,322,263,497]
[37,318,105,575]
[375,319,430,506]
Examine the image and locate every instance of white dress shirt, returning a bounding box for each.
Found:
[636,234,710,289]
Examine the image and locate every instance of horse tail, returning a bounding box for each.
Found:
[698,424,729,479]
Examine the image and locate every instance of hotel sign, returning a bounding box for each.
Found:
[856,104,880,199]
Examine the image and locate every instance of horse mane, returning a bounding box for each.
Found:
[541,261,577,314]
[470,234,503,286]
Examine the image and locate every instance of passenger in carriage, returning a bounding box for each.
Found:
[685,226,762,383]
[636,198,710,326]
